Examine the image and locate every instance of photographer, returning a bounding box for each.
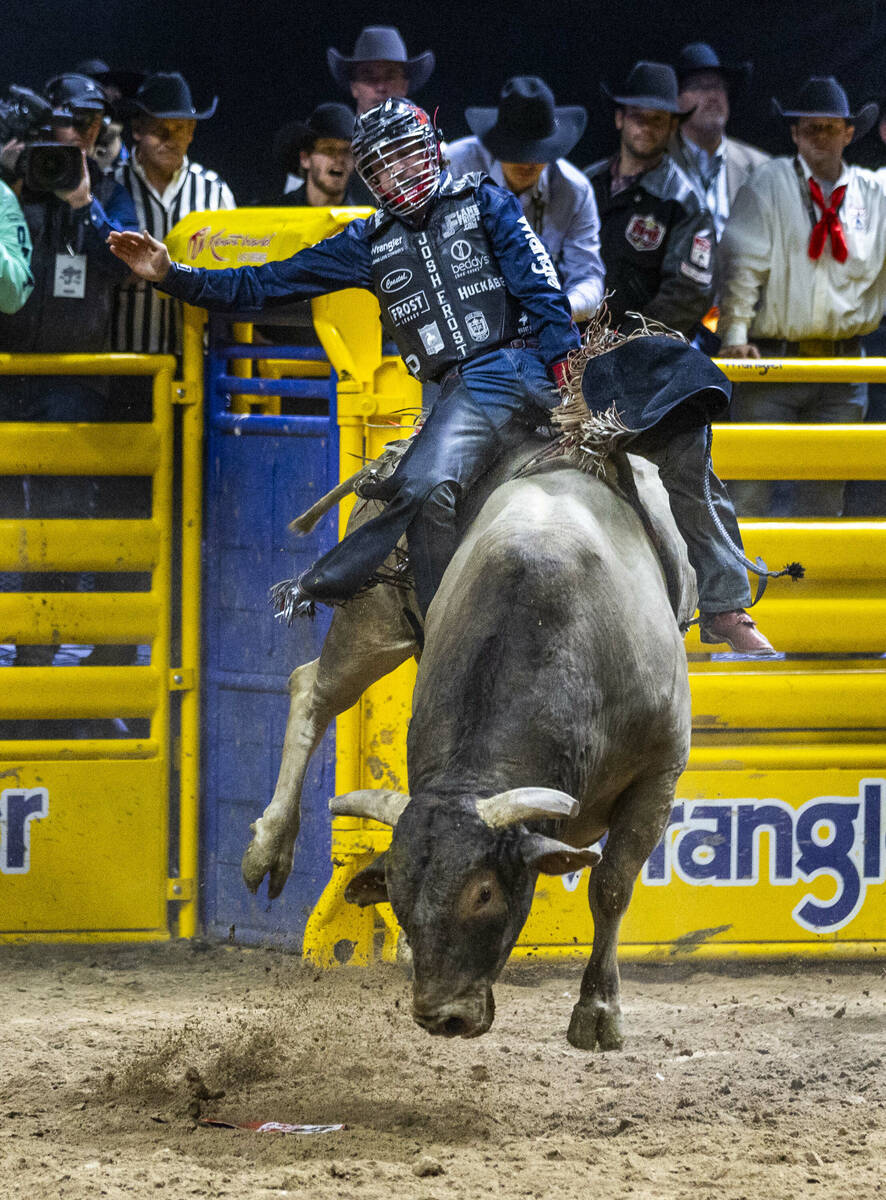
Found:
[0,178,33,312]
[0,72,137,673]
[0,72,136,351]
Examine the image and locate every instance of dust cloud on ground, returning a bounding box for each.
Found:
[0,943,883,1198]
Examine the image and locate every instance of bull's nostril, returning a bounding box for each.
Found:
[442,1015,467,1037]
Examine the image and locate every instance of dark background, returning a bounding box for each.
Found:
[3,0,886,200]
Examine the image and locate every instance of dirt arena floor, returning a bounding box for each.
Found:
[0,943,883,1199]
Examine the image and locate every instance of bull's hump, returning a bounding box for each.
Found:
[466,476,658,581]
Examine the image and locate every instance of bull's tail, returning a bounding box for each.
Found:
[288,471,362,534]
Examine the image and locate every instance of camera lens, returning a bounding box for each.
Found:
[22,143,83,193]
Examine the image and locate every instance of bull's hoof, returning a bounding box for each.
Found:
[567,999,625,1052]
[241,819,297,900]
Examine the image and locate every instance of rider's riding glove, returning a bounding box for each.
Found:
[549,356,571,397]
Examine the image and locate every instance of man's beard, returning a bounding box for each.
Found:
[311,169,347,201]
[625,135,669,163]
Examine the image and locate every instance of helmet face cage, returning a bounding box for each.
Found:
[352,99,441,218]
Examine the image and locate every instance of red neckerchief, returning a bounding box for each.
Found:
[807,177,849,263]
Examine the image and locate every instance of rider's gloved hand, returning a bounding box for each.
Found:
[549,356,572,397]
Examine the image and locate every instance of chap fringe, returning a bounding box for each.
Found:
[528,301,687,476]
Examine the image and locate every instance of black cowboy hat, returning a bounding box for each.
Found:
[128,71,217,120]
[773,76,878,142]
[601,61,693,119]
[465,76,586,163]
[273,103,356,170]
[674,42,752,87]
[327,26,435,93]
[73,59,147,100]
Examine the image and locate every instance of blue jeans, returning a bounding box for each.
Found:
[300,348,558,613]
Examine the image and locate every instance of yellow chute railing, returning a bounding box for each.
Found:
[0,349,201,942]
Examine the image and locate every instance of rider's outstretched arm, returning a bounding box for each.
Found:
[109,218,375,313]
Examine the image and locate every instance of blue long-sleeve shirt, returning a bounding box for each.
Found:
[158,178,579,366]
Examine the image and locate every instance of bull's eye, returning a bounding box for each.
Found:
[456,874,506,922]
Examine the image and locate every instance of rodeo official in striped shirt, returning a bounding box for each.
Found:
[112,72,235,356]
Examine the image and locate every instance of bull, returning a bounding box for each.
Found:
[243,444,694,1051]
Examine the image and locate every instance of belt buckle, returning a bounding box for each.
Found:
[797,338,831,357]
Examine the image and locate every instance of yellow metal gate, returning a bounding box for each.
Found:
[0,348,201,941]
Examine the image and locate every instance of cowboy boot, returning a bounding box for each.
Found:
[699,609,777,656]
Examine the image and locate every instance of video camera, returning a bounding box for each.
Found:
[0,83,85,194]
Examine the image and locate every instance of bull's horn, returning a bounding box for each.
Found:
[475,787,579,829]
[329,789,411,827]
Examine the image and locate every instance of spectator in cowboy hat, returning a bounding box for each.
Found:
[327,25,435,115]
[74,58,146,173]
[719,75,885,517]
[668,42,768,240]
[328,26,434,207]
[267,102,359,206]
[584,61,716,338]
[112,71,235,356]
[253,103,362,351]
[446,75,604,322]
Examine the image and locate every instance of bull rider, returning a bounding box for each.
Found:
[108,97,776,655]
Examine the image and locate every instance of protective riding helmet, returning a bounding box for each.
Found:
[352,97,442,218]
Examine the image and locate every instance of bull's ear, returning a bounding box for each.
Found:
[520,834,602,875]
[344,853,389,907]
[475,787,579,829]
[329,789,410,827]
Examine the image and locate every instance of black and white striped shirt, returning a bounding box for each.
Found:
[113,155,235,354]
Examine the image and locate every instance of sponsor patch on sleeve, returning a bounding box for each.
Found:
[689,233,712,270]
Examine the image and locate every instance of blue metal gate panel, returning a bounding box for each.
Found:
[201,335,339,946]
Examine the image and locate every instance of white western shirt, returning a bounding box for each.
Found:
[719,154,886,345]
[678,133,730,240]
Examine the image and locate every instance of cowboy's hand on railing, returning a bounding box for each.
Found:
[719,343,761,359]
[107,229,172,282]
